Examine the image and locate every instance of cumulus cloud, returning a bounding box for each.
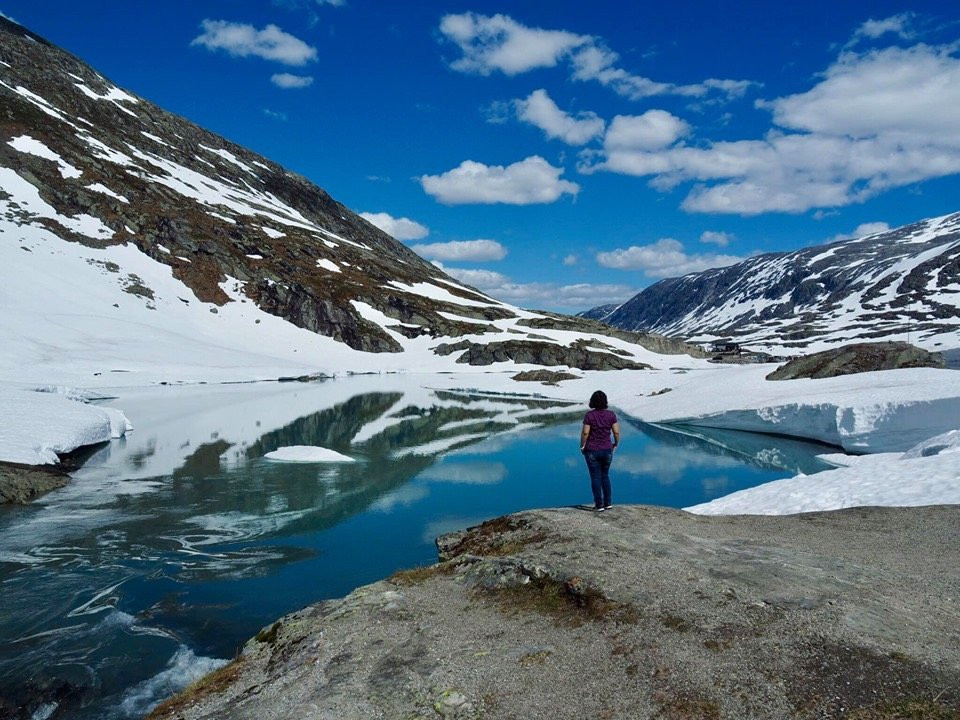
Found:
[563,254,578,266]
[411,239,507,262]
[828,221,891,243]
[271,72,314,88]
[514,89,605,145]
[359,212,429,240]
[603,111,690,151]
[439,266,634,311]
[700,231,733,246]
[439,12,753,103]
[420,156,579,205]
[192,20,317,65]
[588,42,960,215]
[596,238,744,278]
[439,12,588,75]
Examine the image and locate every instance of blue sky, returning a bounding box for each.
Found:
[4,1,960,312]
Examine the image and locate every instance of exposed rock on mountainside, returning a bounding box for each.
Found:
[434,338,651,369]
[148,505,960,720]
[583,214,960,352]
[0,17,687,373]
[766,341,946,381]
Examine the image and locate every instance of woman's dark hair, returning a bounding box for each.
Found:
[588,390,608,409]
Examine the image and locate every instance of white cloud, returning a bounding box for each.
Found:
[263,108,288,121]
[571,44,755,101]
[412,239,507,262]
[514,89,605,145]
[604,111,690,151]
[271,73,314,88]
[828,221,891,243]
[420,156,579,205]
[359,212,429,241]
[439,12,752,103]
[439,12,588,75]
[588,42,960,215]
[439,266,634,311]
[847,13,915,47]
[191,20,317,66]
[315,0,345,5]
[563,254,578,266]
[596,238,744,278]
[699,231,733,246]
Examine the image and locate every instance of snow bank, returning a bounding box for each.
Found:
[0,387,132,464]
[685,430,960,515]
[612,365,960,453]
[263,446,355,463]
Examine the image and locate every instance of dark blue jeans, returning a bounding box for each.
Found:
[583,449,612,508]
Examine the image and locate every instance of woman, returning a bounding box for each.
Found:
[580,390,620,512]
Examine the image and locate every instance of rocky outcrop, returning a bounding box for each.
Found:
[766,341,946,380]
[434,339,651,370]
[148,505,960,720]
[516,313,708,357]
[511,369,580,384]
[0,461,70,503]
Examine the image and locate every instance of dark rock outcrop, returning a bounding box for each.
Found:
[434,339,651,370]
[511,369,580,383]
[766,341,946,380]
[0,461,70,503]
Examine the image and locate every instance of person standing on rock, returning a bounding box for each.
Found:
[580,390,620,512]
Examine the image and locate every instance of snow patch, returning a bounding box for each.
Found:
[316,258,341,273]
[8,134,82,178]
[0,387,132,465]
[85,183,128,203]
[263,446,355,463]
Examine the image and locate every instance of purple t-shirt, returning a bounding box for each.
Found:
[583,409,618,450]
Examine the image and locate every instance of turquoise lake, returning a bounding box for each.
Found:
[0,378,834,719]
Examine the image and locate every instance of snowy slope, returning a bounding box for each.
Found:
[586,213,960,353]
[0,17,695,386]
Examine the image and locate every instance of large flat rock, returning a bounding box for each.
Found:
[149,505,960,720]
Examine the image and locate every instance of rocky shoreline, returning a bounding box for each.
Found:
[147,504,960,720]
[0,461,70,504]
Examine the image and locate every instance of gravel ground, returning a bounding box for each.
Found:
[148,504,960,720]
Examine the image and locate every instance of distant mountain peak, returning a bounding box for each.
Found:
[581,212,960,352]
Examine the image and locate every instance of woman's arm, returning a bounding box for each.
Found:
[611,422,621,450]
[580,424,590,451]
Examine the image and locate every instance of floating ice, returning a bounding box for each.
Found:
[263,445,355,463]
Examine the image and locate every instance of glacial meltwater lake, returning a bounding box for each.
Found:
[0,376,835,719]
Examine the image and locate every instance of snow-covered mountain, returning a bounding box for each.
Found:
[0,18,699,386]
[583,213,960,353]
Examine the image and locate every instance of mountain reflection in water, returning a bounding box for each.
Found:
[0,379,831,720]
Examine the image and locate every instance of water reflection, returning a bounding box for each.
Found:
[0,379,832,720]
[624,418,836,476]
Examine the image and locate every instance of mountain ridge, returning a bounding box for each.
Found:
[582,212,960,352]
[0,17,699,381]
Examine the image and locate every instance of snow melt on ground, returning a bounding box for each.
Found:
[263,446,355,463]
[685,430,960,515]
